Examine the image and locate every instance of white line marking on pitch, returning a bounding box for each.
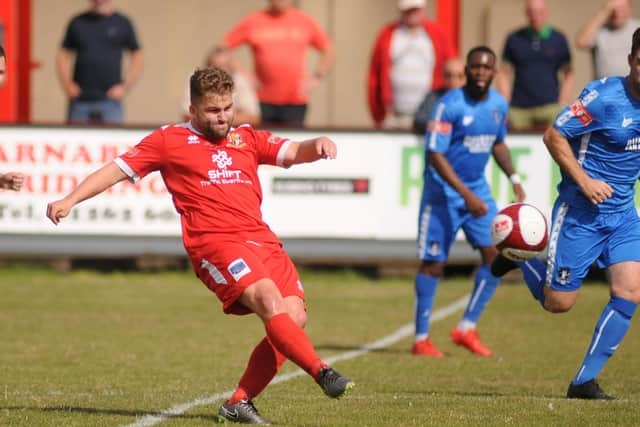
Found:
[124,295,470,427]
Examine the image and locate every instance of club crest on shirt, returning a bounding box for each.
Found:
[226,132,246,148]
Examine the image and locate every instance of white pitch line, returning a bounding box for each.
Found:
[124,295,470,427]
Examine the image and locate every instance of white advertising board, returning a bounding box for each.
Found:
[0,126,558,240]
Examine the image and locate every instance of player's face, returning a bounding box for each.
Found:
[0,56,6,88]
[269,0,293,12]
[190,92,235,140]
[465,51,495,98]
[627,49,640,99]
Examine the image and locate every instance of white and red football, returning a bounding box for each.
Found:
[491,203,549,261]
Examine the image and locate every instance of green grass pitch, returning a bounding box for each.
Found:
[1,266,639,426]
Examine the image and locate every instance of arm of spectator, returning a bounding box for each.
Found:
[495,62,513,103]
[107,49,144,101]
[55,48,80,99]
[558,64,575,105]
[412,92,437,135]
[303,43,336,95]
[575,1,615,49]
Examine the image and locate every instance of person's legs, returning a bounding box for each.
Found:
[97,99,124,124]
[413,200,457,356]
[453,199,500,356]
[67,99,92,124]
[507,106,535,130]
[280,104,306,127]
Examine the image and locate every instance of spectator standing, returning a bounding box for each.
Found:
[56,0,143,125]
[368,0,457,130]
[576,0,640,79]
[182,45,261,127]
[223,0,335,127]
[496,0,574,131]
[0,46,24,191]
[412,58,465,135]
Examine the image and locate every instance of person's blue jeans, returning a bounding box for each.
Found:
[68,99,124,124]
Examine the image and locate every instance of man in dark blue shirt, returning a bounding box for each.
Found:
[496,0,574,130]
[56,0,143,125]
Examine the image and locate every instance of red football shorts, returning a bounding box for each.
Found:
[190,238,304,315]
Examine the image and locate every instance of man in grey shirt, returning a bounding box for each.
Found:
[576,0,640,79]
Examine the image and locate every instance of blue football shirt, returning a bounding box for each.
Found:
[423,87,509,203]
[554,76,640,212]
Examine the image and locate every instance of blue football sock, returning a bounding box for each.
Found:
[572,296,637,385]
[414,273,438,340]
[461,264,500,325]
[516,258,546,305]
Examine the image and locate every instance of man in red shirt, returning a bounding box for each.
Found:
[46,67,353,425]
[224,0,335,127]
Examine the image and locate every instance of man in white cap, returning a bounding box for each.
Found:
[368,0,457,129]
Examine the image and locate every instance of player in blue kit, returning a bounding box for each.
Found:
[492,28,640,399]
[412,46,525,357]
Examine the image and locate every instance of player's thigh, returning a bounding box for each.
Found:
[461,197,497,250]
[262,243,305,303]
[418,201,461,262]
[192,241,272,315]
[603,209,640,302]
[546,202,604,292]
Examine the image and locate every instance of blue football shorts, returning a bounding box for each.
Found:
[545,200,640,291]
[417,185,497,262]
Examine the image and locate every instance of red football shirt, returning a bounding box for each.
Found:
[115,123,291,251]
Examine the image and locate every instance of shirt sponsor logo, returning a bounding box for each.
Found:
[201,258,227,284]
[228,258,252,281]
[428,120,452,135]
[202,150,251,186]
[463,134,494,153]
[625,137,640,151]
[570,100,593,126]
[187,135,200,144]
[226,132,246,148]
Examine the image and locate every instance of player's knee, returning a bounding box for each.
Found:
[543,297,575,313]
[289,310,307,328]
[419,261,444,278]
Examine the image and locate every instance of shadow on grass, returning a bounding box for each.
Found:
[1,405,217,422]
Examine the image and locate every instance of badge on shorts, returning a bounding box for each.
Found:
[557,267,571,285]
[228,258,252,281]
[428,241,441,256]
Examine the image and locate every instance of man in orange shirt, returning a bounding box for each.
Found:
[224,0,335,127]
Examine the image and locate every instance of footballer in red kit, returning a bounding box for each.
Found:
[46,67,353,425]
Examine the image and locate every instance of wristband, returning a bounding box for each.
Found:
[509,173,521,185]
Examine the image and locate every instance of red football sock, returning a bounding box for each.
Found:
[265,313,326,379]
[229,337,286,404]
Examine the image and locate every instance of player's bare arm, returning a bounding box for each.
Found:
[282,136,337,167]
[0,172,24,192]
[428,151,488,217]
[492,141,526,202]
[543,126,613,204]
[47,162,128,225]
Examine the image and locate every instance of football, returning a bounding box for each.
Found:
[491,203,549,261]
